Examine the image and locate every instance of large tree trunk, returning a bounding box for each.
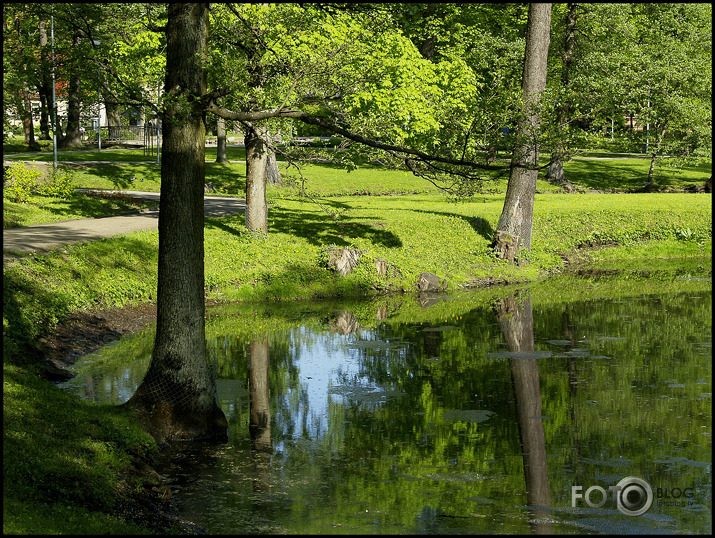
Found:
[124,3,227,444]
[245,124,269,233]
[546,3,578,191]
[105,98,122,137]
[494,3,552,263]
[215,116,229,164]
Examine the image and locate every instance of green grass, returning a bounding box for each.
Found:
[561,156,711,191]
[4,192,156,228]
[3,361,158,534]
[4,191,710,347]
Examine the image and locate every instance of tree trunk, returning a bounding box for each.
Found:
[215,116,228,164]
[124,3,227,444]
[37,19,52,140]
[546,2,578,191]
[266,150,281,185]
[16,88,38,150]
[105,99,121,128]
[104,99,122,143]
[245,125,269,233]
[494,3,552,263]
[37,89,51,140]
[12,11,39,150]
[59,35,83,149]
[265,129,282,186]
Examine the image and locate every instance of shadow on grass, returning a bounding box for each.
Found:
[204,146,247,161]
[68,162,161,190]
[408,208,497,243]
[206,201,403,248]
[205,163,246,194]
[3,203,34,229]
[564,159,649,190]
[35,194,153,223]
[563,158,711,191]
[269,204,403,248]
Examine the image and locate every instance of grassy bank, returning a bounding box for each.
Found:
[3,152,712,534]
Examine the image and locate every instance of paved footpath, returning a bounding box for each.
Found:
[3,190,246,261]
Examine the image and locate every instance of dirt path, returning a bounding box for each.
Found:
[3,190,246,261]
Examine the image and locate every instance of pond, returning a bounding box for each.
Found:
[60,259,712,534]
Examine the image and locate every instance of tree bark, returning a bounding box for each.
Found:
[59,35,83,149]
[244,124,269,233]
[37,19,52,140]
[215,116,228,164]
[265,129,282,186]
[16,88,37,150]
[266,150,281,185]
[494,3,552,262]
[12,11,40,150]
[105,99,122,133]
[124,3,227,444]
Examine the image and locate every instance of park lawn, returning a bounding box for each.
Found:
[6,138,711,197]
[563,156,712,191]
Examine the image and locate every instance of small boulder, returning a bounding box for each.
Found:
[416,272,447,292]
[326,247,362,276]
[375,257,388,277]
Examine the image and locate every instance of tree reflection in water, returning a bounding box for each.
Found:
[247,336,272,494]
[495,293,552,534]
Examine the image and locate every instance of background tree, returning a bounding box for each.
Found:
[544,2,580,191]
[215,116,229,164]
[625,3,712,190]
[3,5,41,150]
[564,3,711,189]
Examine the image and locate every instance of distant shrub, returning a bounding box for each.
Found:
[3,162,76,202]
[4,162,42,203]
[37,168,75,199]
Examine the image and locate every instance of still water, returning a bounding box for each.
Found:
[61,263,712,534]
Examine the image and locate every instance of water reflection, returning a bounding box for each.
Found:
[60,267,712,534]
[247,336,271,493]
[494,293,552,534]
